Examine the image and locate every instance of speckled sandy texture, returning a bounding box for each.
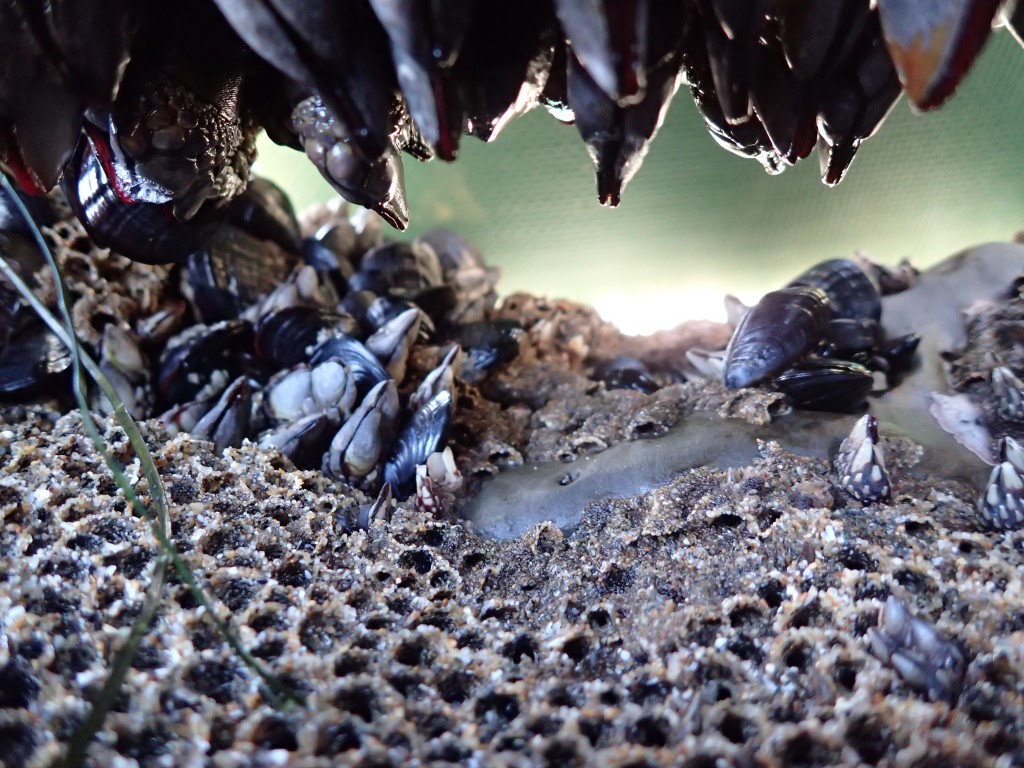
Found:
[2,242,1024,767]
[2,395,1023,768]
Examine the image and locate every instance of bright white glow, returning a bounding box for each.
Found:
[593,287,761,336]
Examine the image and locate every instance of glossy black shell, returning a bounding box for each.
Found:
[723,285,830,389]
[787,258,881,322]
[774,358,874,412]
[62,143,212,265]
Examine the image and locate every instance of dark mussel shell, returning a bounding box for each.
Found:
[878,332,920,379]
[345,269,390,296]
[593,355,659,394]
[383,390,452,499]
[0,281,19,351]
[445,320,524,384]
[788,258,881,322]
[306,223,357,270]
[301,231,355,296]
[255,306,360,369]
[823,317,879,358]
[358,241,444,298]
[157,320,255,406]
[310,334,390,399]
[775,358,874,412]
[270,413,338,471]
[0,229,47,347]
[336,290,378,338]
[417,228,486,274]
[0,326,73,398]
[224,177,302,254]
[407,284,458,330]
[184,226,299,323]
[63,141,214,265]
[724,285,830,389]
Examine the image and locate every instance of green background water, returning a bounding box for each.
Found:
[254,32,1024,331]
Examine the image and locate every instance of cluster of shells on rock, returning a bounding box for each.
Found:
[3,169,1024,764]
[3,4,1024,766]
[0,0,1023,549]
[701,251,1024,531]
[4,181,1024,540]
[0,180,535,521]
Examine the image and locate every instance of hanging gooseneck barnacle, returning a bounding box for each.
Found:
[291,95,410,229]
[1,1,1021,260]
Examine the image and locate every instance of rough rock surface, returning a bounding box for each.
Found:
[1,231,1023,767]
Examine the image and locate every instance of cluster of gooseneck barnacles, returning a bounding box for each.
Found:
[0,1,1021,264]
[4,189,1024,534]
[0,181,527,518]
[1,0,1023,533]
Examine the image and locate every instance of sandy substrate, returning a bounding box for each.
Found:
[1,229,1023,767]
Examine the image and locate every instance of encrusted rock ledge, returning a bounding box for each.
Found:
[2,244,1024,766]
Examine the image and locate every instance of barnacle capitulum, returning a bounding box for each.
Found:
[868,596,967,704]
[409,345,461,414]
[96,324,151,419]
[978,436,1024,530]
[365,307,422,382]
[261,359,358,426]
[415,447,464,515]
[191,375,255,452]
[991,366,1024,425]
[834,413,892,503]
[323,379,400,483]
[683,347,726,382]
[358,481,395,530]
[291,95,410,230]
